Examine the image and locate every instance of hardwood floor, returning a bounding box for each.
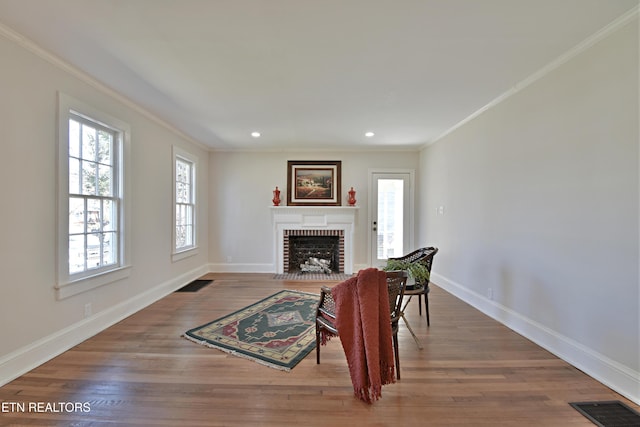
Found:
[0,273,636,426]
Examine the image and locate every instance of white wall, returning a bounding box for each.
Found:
[419,16,639,403]
[0,27,210,384]
[208,150,419,272]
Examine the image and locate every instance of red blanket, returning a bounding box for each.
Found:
[329,268,396,403]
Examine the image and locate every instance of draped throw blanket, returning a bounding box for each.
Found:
[324,268,396,403]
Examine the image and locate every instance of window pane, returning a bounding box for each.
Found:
[377,179,404,259]
[176,182,188,203]
[86,233,101,270]
[176,225,186,248]
[176,204,193,226]
[176,204,185,226]
[102,232,116,266]
[69,157,80,194]
[65,110,124,280]
[174,154,195,252]
[98,130,112,165]
[98,164,113,197]
[87,198,101,232]
[69,119,80,158]
[176,159,189,183]
[183,205,193,226]
[103,200,115,232]
[82,160,97,195]
[82,124,97,161]
[69,234,85,274]
[69,197,85,234]
[183,225,193,246]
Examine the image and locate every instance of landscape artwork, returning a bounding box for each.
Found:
[287,161,341,206]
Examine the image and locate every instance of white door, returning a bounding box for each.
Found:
[370,171,413,267]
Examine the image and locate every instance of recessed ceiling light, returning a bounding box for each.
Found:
[251,131,261,138]
[365,131,375,137]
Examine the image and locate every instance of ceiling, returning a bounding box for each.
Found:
[0,0,637,151]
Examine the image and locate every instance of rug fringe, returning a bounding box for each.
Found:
[181,333,292,372]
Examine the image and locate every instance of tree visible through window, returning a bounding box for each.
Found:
[68,114,119,275]
[57,93,130,299]
[175,155,195,251]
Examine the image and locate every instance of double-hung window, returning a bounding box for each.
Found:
[173,146,198,260]
[57,93,130,299]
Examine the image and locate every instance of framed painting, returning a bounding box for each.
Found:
[287,160,341,206]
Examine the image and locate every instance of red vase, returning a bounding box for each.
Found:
[347,187,356,206]
[272,186,281,206]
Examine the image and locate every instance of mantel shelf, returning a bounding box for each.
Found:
[270,205,359,210]
[271,205,357,274]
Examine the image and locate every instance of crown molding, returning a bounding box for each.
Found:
[0,22,210,152]
[421,5,639,151]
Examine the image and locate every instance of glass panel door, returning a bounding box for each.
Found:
[371,172,412,266]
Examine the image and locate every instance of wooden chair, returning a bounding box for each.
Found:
[315,270,408,379]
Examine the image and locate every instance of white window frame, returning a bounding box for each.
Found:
[172,146,198,261]
[56,93,131,299]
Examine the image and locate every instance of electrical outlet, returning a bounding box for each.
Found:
[84,303,92,317]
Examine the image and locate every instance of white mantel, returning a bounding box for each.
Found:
[271,206,358,274]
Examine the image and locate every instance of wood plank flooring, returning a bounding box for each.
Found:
[0,273,636,426]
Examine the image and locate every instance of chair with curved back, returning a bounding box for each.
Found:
[315,270,408,379]
[393,247,438,324]
[388,247,438,349]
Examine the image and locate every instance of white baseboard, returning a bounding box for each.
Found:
[207,263,274,273]
[431,272,640,405]
[0,265,208,387]
[206,263,371,274]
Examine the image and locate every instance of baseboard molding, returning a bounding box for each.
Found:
[205,262,370,274]
[431,272,640,405]
[207,262,274,273]
[0,265,208,387]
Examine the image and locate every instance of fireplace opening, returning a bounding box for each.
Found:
[283,230,344,274]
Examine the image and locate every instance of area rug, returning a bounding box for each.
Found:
[183,290,319,371]
[273,273,353,281]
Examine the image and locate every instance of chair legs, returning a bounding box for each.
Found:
[392,334,400,380]
[416,289,431,326]
[424,293,430,326]
[315,326,321,364]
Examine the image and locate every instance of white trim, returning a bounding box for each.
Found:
[271,206,358,274]
[172,247,200,262]
[0,22,210,153]
[56,92,132,299]
[422,6,640,149]
[172,146,198,260]
[367,168,416,266]
[207,262,274,273]
[56,265,132,300]
[432,272,640,405]
[1,265,208,387]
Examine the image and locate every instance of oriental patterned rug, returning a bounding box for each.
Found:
[183,290,319,371]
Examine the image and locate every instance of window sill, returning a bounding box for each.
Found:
[55,265,132,300]
[172,246,199,262]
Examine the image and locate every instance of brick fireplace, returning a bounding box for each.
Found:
[271,206,357,274]
[284,229,344,273]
